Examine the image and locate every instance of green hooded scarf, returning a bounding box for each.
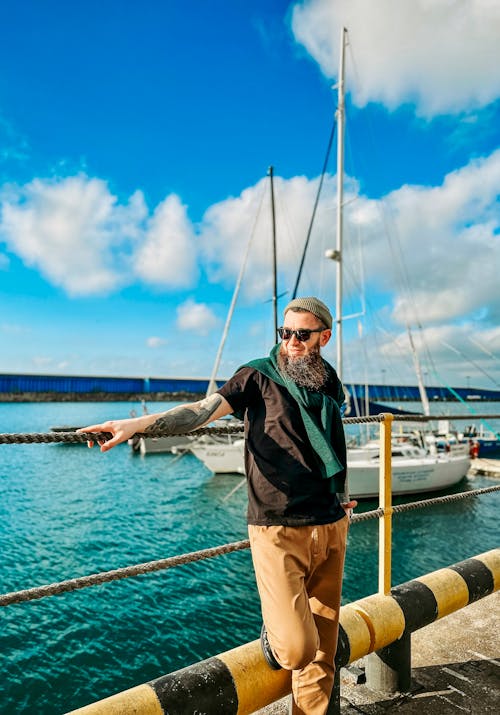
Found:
[238,343,346,492]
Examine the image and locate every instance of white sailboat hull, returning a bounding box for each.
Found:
[346,453,469,498]
[188,439,470,497]
[131,417,241,455]
[189,439,246,474]
[129,435,193,455]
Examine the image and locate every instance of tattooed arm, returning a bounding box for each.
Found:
[145,394,231,435]
[77,393,234,453]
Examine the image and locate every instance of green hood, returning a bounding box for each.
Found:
[239,343,346,490]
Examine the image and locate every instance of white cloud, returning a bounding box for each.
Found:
[0,113,30,163]
[1,322,28,335]
[469,331,500,360]
[350,149,500,327]
[0,155,497,385]
[339,314,500,389]
[31,355,55,368]
[146,336,166,348]
[291,0,500,116]
[376,322,500,388]
[325,149,500,388]
[199,173,354,300]
[196,147,500,389]
[0,176,199,296]
[176,299,219,336]
[134,194,197,288]
[0,175,147,295]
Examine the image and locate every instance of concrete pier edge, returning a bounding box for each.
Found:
[65,548,499,715]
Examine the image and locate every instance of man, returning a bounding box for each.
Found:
[80,296,355,715]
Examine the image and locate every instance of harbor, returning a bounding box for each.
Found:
[1,400,499,713]
[1,3,500,713]
[56,542,498,714]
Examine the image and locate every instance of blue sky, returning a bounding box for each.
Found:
[0,0,499,391]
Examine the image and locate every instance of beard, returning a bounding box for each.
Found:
[278,346,328,391]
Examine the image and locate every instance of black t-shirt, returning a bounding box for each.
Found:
[218,367,346,527]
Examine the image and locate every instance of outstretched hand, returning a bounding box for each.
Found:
[77,418,140,452]
[341,500,358,518]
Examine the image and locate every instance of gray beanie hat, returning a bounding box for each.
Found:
[284,296,332,330]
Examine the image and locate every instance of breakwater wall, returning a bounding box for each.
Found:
[2,372,500,402]
[0,374,222,401]
[0,391,205,403]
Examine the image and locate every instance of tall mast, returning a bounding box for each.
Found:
[205,212,255,397]
[268,165,278,339]
[335,27,347,379]
[207,167,278,398]
[408,327,431,416]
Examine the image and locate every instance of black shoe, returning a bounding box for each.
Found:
[260,623,282,670]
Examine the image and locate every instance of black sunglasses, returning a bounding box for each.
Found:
[277,327,324,342]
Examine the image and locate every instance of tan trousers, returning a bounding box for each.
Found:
[248,518,348,715]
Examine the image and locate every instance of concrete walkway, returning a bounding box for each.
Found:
[469,458,500,478]
[255,592,499,714]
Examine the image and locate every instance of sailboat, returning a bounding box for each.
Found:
[128,397,194,454]
[135,168,277,456]
[312,28,469,495]
[187,28,470,497]
[187,167,279,467]
[131,431,193,455]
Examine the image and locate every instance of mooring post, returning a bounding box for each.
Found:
[379,413,393,595]
[365,629,412,693]
[365,412,412,694]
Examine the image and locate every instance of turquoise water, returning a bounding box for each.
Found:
[1,401,499,714]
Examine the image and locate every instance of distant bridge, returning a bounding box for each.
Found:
[1,373,499,402]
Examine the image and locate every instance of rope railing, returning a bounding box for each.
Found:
[1,413,499,444]
[343,413,500,424]
[1,412,498,607]
[0,424,245,445]
[1,485,498,608]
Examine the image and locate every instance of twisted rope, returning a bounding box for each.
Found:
[1,485,498,608]
[343,413,500,424]
[349,484,500,522]
[1,413,498,444]
[0,540,250,607]
[390,484,500,512]
[0,424,245,445]
[343,415,385,425]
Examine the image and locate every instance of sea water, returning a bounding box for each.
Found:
[0,400,499,714]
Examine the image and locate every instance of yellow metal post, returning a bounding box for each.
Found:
[378,414,393,595]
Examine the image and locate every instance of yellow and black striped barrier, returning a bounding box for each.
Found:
[66,548,499,715]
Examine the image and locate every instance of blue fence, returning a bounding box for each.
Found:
[347,383,500,402]
[0,374,218,395]
[1,373,499,401]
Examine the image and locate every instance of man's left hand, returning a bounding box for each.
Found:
[341,500,357,518]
